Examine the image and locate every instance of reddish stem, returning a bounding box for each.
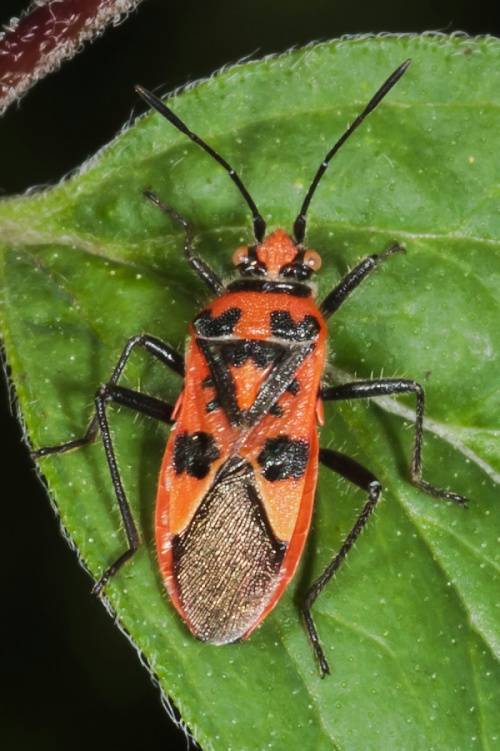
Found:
[0,0,145,113]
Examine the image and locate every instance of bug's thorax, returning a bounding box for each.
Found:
[162,280,328,544]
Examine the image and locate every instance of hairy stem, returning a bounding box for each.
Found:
[0,0,146,113]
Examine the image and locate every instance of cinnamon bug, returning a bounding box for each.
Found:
[33,60,468,676]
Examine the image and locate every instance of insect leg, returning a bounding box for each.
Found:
[319,242,404,320]
[144,190,224,295]
[32,334,183,594]
[303,449,382,677]
[90,382,178,595]
[322,379,468,504]
[33,334,183,457]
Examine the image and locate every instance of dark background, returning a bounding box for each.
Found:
[1,1,498,749]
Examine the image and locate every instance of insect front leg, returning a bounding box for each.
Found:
[32,334,184,594]
[303,449,382,677]
[322,379,468,504]
[144,190,224,295]
[319,242,404,320]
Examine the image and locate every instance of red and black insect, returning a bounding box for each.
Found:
[34,60,467,677]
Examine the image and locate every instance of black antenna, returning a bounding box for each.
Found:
[135,85,266,243]
[293,59,411,244]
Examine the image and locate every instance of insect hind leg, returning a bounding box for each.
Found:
[302,448,382,677]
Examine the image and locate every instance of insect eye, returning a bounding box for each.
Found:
[303,250,322,272]
[232,247,249,266]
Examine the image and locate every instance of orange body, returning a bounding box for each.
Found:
[155,230,327,643]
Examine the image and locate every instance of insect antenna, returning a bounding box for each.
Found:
[135,85,266,243]
[293,59,411,244]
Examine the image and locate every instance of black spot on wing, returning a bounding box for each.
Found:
[173,431,220,479]
[193,308,242,337]
[270,311,320,341]
[258,436,310,481]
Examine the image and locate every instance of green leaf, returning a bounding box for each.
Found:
[1,34,499,750]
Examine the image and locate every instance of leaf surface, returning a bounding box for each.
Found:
[1,34,499,751]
